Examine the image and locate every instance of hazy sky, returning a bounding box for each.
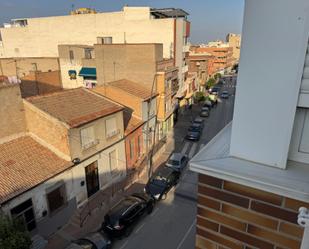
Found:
[0,0,244,43]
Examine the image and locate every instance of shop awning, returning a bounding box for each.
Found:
[79,67,97,77]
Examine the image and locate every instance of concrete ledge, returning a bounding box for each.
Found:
[190,123,309,203]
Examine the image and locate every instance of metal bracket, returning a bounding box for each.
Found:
[299,207,309,228]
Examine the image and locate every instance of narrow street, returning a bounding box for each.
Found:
[112,76,236,249]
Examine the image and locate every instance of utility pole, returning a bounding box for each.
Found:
[145,74,157,179]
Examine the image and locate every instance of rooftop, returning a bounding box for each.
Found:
[0,136,71,204]
[150,8,189,18]
[26,88,124,128]
[106,79,157,100]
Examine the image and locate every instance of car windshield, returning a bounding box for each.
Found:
[168,159,179,166]
[189,126,199,131]
[74,239,94,249]
[151,178,167,187]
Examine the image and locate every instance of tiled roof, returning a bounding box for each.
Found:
[123,110,144,135]
[27,88,124,128]
[0,136,71,204]
[107,79,157,100]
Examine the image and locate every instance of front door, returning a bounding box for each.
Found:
[85,162,100,198]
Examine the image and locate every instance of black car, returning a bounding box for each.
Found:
[185,130,201,141]
[145,167,180,200]
[188,123,203,133]
[102,193,154,238]
[193,117,205,128]
[221,90,229,99]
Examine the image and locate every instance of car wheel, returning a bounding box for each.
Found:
[147,202,154,214]
[124,226,133,238]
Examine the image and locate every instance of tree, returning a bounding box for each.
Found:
[206,78,216,88]
[194,91,205,102]
[0,214,32,249]
[214,73,222,80]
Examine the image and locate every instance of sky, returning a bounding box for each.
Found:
[0,0,244,44]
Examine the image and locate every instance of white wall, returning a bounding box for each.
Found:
[0,8,174,60]
[230,0,309,168]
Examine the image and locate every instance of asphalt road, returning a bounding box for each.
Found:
[112,76,236,249]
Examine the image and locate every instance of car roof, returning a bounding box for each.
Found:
[84,233,110,248]
[191,123,201,127]
[194,117,203,122]
[169,153,184,160]
[154,166,175,177]
[109,196,140,217]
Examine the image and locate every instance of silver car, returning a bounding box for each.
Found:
[66,232,111,249]
[165,153,188,172]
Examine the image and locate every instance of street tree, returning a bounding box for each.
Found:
[0,214,32,249]
[207,78,216,88]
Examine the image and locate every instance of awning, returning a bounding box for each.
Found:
[79,67,96,77]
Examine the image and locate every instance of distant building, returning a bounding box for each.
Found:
[191,46,234,74]
[226,33,241,62]
[190,0,309,248]
[188,51,216,88]
[0,7,190,92]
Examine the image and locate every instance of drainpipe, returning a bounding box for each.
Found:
[298,207,309,249]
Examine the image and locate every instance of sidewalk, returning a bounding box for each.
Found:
[45,146,171,249]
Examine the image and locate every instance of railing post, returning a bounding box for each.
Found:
[298,207,309,249]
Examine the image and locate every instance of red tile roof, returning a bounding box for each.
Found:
[107,79,157,100]
[123,110,144,135]
[27,88,124,128]
[0,136,71,204]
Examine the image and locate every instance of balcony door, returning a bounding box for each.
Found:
[85,162,100,198]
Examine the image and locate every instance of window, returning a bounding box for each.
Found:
[81,126,97,149]
[105,117,118,138]
[69,50,74,61]
[109,149,118,176]
[84,48,93,59]
[11,199,36,231]
[46,184,66,214]
[129,140,135,159]
[97,37,113,44]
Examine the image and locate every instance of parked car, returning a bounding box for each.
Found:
[66,232,111,249]
[102,193,154,238]
[145,167,180,200]
[193,117,205,128]
[165,153,188,172]
[204,100,213,108]
[200,110,209,117]
[210,87,220,95]
[208,94,218,106]
[221,90,229,99]
[188,123,203,133]
[185,130,201,141]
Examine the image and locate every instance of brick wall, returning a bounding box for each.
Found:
[20,71,62,98]
[24,101,70,157]
[0,84,26,139]
[196,174,308,249]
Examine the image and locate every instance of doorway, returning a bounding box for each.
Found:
[85,161,100,198]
